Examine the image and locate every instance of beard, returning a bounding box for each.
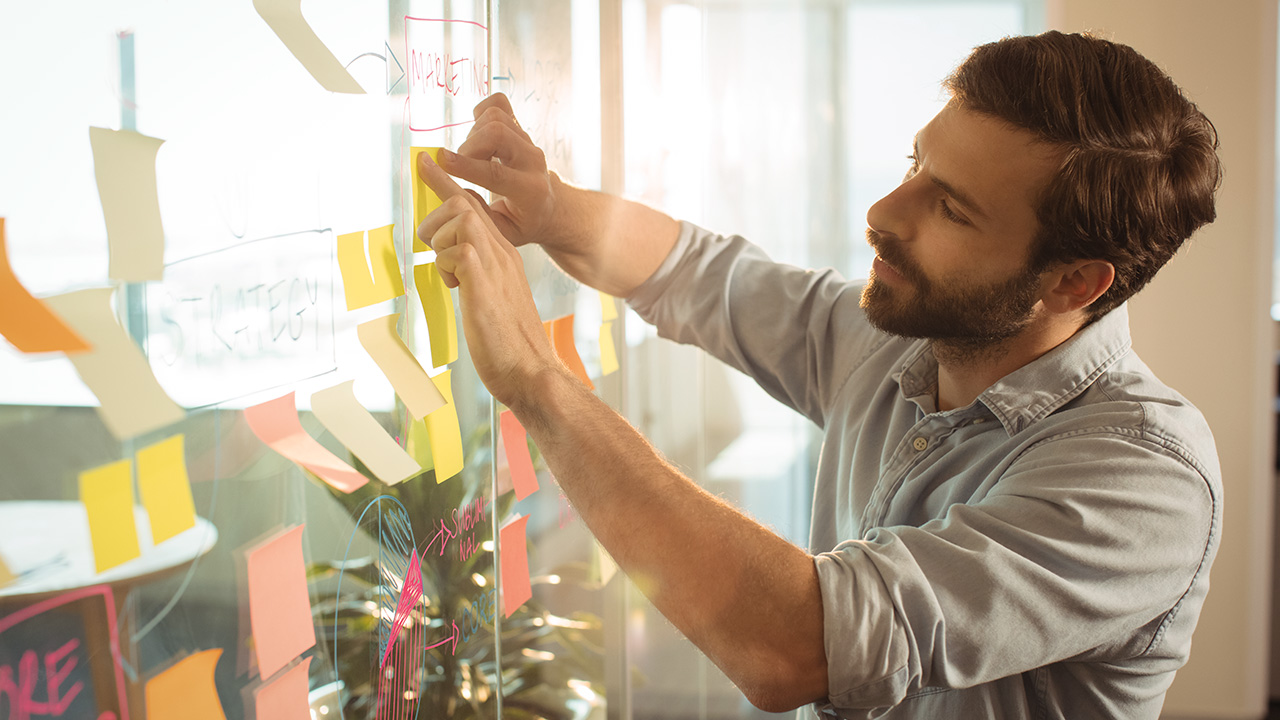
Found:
[860,229,1044,357]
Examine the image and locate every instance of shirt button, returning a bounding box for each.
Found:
[912,437,928,451]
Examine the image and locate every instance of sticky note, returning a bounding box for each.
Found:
[0,218,90,354]
[411,147,443,252]
[358,313,446,420]
[542,319,554,345]
[380,550,423,669]
[253,0,364,94]
[146,649,228,720]
[500,515,532,618]
[422,370,463,483]
[43,288,185,439]
[89,127,167,283]
[337,224,404,311]
[136,434,197,544]
[0,553,14,588]
[79,458,141,574]
[595,541,619,586]
[413,262,458,368]
[600,291,618,322]
[246,525,316,679]
[311,380,420,485]
[244,392,369,494]
[551,314,594,390]
[599,321,619,377]
[500,410,538,501]
[254,656,312,720]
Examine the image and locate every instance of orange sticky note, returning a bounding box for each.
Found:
[137,434,197,544]
[336,224,404,311]
[413,262,458,368]
[599,321,619,377]
[246,525,316,679]
[254,656,312,720]
[411,147,443,252]
[89,127,167,282]
[551,315,593,389]
[423,370,463,483]
[79,458,141,574]
[358,313,447,420]
[243,392,369,494]
[0,218,90,354]
[500,515,532,618]
[500,410,538,501]
[145,649,228,720]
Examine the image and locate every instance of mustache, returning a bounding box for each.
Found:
[865,229,923,283]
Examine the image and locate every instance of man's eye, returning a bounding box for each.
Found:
[939,198,969,226]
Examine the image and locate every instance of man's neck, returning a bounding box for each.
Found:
[932,313,1084,412]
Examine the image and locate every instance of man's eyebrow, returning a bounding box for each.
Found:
[912,138,991,222]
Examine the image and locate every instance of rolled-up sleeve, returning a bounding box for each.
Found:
[812,428,1217,713]
[628,222,884,427]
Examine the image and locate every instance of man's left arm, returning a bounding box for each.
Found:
[417,153,829,712]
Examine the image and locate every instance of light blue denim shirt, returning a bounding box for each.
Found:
[628,222,1222,720]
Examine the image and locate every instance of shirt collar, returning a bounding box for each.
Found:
[894,304,1133,434]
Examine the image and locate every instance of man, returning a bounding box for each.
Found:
[415,31,1222,719]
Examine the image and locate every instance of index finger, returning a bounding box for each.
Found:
[473,92,515,120]
[417,148,468,202]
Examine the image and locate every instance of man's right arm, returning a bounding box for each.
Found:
[433,93,680,298]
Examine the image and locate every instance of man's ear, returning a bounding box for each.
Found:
[1042,260,1115,315]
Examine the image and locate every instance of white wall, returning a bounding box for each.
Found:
[1045,1,1278,717]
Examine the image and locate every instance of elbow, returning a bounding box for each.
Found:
[735,654,828,713]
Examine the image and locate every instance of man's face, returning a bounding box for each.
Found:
[860,101,1061,347]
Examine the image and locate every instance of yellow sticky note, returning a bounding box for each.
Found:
[599,321,619,376]
[337,224,404,311]
[137,434,197,545]
[413,263,458,368]
[146,649,228,720]
[44,288,185,440]
[89,127,167,283]
[424,370,463,483]
[0,553,14,588]
[252,0,364,93]
[600,291,618,322]
[411,147,443,252]
[80,458,141,574]
[357,313,447,420]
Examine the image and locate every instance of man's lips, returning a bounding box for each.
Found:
[872,254,906,283]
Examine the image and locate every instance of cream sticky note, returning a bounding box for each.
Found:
[311,380,420,485]
[137,434,197,544]
[252,0,364,94]
[422,370,463,483]
[79,458,141,574]
[337,224,404,311]
[500,515,532,618]
[413,262,458,368]
[89,127,167,283]
[357,313,447,420]
[0,218,91,354]
[146,649,228,720]
[599,321,619,377]
[254,656,312,719]
[551,314,593,390]
[43,288,185,439]
[500,410,538,501]
[244,392,369,494]
[411,147,443,252]
[599,291,618,322]
[246,525,316,679]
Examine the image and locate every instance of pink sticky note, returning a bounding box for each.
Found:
[244,392,368,494]
[246,525,316,679]
[254,656,312,720]
[500,411,539,501]
[500,515,532,618]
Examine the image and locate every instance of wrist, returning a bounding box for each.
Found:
[506,362,583,437]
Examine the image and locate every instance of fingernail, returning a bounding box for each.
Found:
[438,147,455,162]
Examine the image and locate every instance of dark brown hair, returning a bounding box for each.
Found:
[945,31,1222,320]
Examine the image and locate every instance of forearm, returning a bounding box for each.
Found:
[510,366,829,711]
[543,175,681,299]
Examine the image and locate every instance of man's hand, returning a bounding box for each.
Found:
[435,93,561,249]
[415,149,565,409]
